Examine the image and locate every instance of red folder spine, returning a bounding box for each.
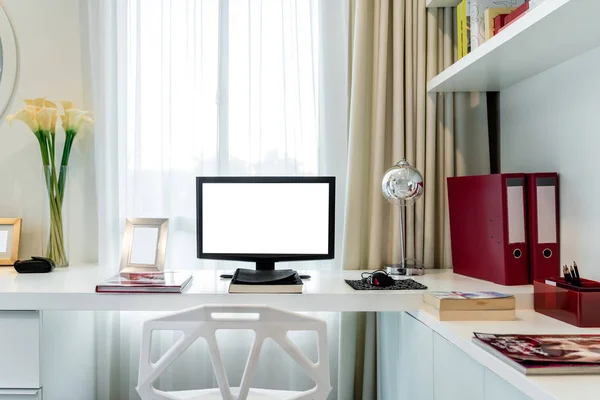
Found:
[502,175,530,285]
[447,174,530,286]
[527,173,560,283]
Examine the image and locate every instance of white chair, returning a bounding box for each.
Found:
[136,304,331,400]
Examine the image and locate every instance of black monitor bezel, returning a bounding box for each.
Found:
[196,176,335,265]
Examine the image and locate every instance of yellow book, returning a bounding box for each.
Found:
[457,0,465,58]
[484,7,516,41]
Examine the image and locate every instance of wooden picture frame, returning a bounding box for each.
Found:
[0,218,22,266]
[119,218,169,272]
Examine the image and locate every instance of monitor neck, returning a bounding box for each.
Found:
[256,260,276,271]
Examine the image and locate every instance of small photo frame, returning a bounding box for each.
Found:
[120,218,169,272]
[0,218,22,266]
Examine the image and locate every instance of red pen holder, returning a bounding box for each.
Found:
[534,279,600,327]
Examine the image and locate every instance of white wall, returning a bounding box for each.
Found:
[501,45,600,280]
[0,0,96,263]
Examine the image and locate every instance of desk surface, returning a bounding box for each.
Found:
[410,310,600,400]
[0,265,533,311]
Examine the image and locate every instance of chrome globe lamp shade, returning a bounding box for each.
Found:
[381,159,424,276]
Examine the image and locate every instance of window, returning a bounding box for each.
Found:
[123,0,343,268]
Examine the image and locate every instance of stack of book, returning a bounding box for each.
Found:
[473,333,600,375]
[96,271,193,293]
[457,0,532,58]
[423,291,516,321]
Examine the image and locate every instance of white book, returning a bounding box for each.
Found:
[470,0,525,49]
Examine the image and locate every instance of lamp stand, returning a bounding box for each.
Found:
[384,205,425,276]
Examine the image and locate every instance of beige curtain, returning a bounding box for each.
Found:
[343,0,490,272]
[340,1,490,398]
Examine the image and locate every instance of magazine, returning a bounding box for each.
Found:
[473,333,600,375]
[428,291,512,299]
[96,271,193,293]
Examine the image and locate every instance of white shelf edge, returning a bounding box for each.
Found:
[426,0,461,8]
[428,0,600,93]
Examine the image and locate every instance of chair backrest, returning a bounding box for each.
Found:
[136,304,331,400]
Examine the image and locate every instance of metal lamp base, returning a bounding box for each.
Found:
[384,260,425,276]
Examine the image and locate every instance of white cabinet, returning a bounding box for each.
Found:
[0,390,41,400]
[379,312,532,400]
[433,332,485,400]
[0,312,40,389]
[484,369,531,400]
[378,312,434,400]
[399,313,434,400]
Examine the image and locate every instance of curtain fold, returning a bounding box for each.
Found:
[341,0,491,398]
[87,0,348,398]
[343,0,490,273]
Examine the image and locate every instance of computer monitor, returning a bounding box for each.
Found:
[196,176,335,271]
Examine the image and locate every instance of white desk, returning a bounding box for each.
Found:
[0,265,534,311]
[3,265,597,400]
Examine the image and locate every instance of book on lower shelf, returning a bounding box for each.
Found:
[423,304,516,321]
[228,268,303,294]
[96,271,193,293]
[424,291,516,310]
[423,291,516,321]
[473,333,600,375]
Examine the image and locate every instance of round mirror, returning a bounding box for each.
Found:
[0,6,16,118]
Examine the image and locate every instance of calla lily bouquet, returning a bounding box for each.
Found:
[7,97,93,266]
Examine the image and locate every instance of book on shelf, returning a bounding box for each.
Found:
[423,304,516,321]
[498,1,530,33]
[96,271,193,293]
[484,7,516,40]
[470,1,524,49]
[457,0,472,58]
[473,333,600,375]
[229,268,303,294]
[424,291,516,311]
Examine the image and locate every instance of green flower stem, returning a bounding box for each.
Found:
[58,131,75,205]
[43,167,66,258]
[37,129,69,267]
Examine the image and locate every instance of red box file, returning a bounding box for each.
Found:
[498,1,529,33]
[534,279,600,327]
[448,174,530,286]
[527,173,559,283]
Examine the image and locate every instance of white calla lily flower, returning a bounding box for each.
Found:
[23,97,46,108]
[37,108,58,132]
[6,108,39,132]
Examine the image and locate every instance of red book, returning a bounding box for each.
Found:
[447,174,530,286]
[498,1,530,32]
[493,15,506,35]
[526,173,559,283]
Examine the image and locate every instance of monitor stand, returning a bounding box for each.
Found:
[219,260,311,280]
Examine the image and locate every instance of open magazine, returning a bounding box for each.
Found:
[473,333,600,375]
[96,271,193,293]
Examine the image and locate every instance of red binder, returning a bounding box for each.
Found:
[447,174,530,286]
[527,173,559,282]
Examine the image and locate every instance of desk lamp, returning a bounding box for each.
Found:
[381,159,424,276]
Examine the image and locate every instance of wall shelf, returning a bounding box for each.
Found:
[427,0,600,92]
[426,0,461,8]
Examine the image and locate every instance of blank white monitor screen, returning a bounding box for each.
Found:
[202,182,330,255]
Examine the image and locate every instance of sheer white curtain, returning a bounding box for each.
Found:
[86,0,348,399]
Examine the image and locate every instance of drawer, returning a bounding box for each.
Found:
[0,312,40,388]
[0,390,41,400]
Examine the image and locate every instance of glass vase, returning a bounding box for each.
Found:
[44,165,68,267]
